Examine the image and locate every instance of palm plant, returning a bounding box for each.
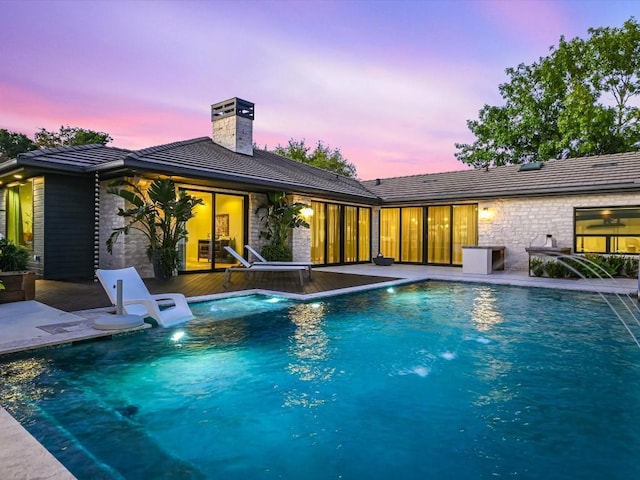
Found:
[106,178,203,279]
[255,192,309,261]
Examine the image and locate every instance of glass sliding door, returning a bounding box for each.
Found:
[344,206,358,262]
[380,208,400,260]
[427,206,451,264]
[327,204,341,264]
[214,194,244,268]
[182,191,213,271]
[401,207,423,262]
[452,205,478,265]
[358,208,371,261]
[181,190,244,272]
[310,201,326,264]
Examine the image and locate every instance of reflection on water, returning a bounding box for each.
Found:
[1,358,51,406]
[472,287,504,331]
[284,302,334,408]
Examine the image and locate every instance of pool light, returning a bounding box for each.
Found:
[171,331,185,342]
[266,297,281,303]
[386,287,395,293]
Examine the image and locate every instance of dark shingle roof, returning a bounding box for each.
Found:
[361,151,640,203]
[125,137,377,200]
[13,144,131,172]
[5,138,640,204]
[3,138,377,201]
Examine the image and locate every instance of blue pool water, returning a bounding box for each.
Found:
[1,282,640,479]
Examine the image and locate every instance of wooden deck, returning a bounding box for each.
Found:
[35,270,400,312]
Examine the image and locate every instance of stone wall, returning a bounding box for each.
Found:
[478,192,640,271]
[212,116,253,156]
[99,180,154,277]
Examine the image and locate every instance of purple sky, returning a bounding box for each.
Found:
[1,1,638,180]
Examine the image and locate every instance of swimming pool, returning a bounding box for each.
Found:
[1,282,639,479]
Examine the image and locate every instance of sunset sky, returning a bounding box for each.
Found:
[1,0,638,180]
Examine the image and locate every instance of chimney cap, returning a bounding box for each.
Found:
[211,97,255,121]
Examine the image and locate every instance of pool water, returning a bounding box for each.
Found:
[2,283,640,479]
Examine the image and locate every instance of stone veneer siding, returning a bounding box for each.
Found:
[99,180,154,277]
[212,115,253,156]
[477,192,640,271]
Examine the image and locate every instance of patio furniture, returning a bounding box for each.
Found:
[223,246,307,287]
[245,245,313,279]
[96,266,194,327]
[373,255,393,266]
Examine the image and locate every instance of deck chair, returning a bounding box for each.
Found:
[245,245,313,280]
[223,246,306,287]
[96,267,194,328]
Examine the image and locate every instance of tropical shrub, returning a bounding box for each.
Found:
[255,192,309,261]
[107,178,203,279]
[0,238,30,271]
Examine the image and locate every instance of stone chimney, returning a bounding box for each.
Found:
[211,97,254,156]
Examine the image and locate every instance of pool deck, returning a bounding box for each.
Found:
[0,264,638,479]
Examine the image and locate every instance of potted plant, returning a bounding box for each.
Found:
[106,178,203,280]
[0,237,35,303]
[255,192,309,261]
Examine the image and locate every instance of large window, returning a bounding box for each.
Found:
[575,206,640,254]
[401,207,423,262]
[182,189,245,271]
[427,206,450,264]
[380,208,400,260]
[310,201,371,264]
[6,180,33,248]
[452,204,478,264]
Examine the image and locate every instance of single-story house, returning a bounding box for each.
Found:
[1,97,638,280]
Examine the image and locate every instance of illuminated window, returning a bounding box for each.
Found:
[575,207,640,254]
[6,180,33,248]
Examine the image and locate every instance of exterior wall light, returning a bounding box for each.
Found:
[301,206,314,217]
[480,207,491,220]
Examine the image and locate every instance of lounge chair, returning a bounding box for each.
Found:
[222,246,307,287]
[245,245,313,280]
[96,267,194,328]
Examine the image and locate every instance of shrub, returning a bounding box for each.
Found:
[545,260,572,278]
[623,256,639,278]
[530,257,546,277]
[0,238,30,271]
[261,244,292,261]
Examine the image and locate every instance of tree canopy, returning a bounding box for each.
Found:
[455,17,640,169]
[0,129,37,161]
[0,125,113,161]
[34,125,112,149]
[272,139,358,178]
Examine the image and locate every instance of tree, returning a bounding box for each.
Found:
[273,139,358,178]
[456,17,640,168]
[0,129,37,160]
[106,178,203,279]
[255,191,309,261]
[34,125,112,149]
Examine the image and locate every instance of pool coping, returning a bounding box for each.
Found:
[1,265,637,479]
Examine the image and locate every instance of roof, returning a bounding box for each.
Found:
[3,138,378,202]
[361,151,640,203]
[9,144,131,172]
[4,139,640,205]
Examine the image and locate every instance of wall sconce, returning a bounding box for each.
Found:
[480,207,491,220]
[301,206,314,217]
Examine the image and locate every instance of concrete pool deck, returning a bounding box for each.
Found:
[0,264,638,479]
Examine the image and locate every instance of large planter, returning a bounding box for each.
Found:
[0,271,36,304]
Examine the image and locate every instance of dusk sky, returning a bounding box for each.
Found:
[1,1,638,180]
